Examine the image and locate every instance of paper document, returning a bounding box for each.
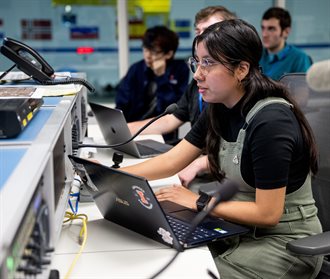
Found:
[0,71,82,96]
[0,87,44,98]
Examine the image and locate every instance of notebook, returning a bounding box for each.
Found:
[69,155,249,250]
[89,102,173,158]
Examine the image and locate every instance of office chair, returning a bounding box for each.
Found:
[279,73,330,279]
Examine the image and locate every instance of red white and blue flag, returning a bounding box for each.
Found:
[21,19,52,40]
[70,27,99,40]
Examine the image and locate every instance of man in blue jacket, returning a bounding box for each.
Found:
[260,7,312,80]
[115,25,189,123]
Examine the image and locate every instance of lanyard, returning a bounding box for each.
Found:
[199,93,203,112]
[198,93,208,112]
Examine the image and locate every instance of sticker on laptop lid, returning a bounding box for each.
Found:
[213,227,228,234]
[157,227,173,245]
[132,185,153,210]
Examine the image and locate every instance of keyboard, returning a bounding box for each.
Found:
[166,215,218,244]
[136,142,161,156]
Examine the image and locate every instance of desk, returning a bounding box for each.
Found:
[51,123,219,278]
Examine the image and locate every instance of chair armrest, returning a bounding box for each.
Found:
[286,231,330,256]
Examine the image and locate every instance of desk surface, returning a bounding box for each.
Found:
[51,123,219,278]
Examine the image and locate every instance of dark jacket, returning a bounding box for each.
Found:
[115,59,189,122]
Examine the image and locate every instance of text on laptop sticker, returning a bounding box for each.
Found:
[132,185,153,210]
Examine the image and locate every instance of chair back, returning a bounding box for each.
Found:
[279,73,330,232]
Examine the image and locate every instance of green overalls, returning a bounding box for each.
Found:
[211,98,323,279]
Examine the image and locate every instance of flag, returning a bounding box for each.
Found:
[21,19,52,40]
[70,27,99,40]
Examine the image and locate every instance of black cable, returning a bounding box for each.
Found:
[0,66,95,94]
[77,104,178,149]
[77,116,163,149]
[0,64,16,80]
[42,77,95,93]
[207,269,220,279]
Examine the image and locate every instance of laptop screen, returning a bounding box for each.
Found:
[68,155,183,250]
[69,155,249,250]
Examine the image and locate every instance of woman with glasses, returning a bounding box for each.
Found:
[122,19,322,278]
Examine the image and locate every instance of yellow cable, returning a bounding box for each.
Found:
[63,211,88,279]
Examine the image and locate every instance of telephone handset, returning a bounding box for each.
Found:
[0,37,54,83]
[0,37,95,92]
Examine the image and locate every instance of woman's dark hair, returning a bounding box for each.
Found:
[142,25,179,55]
[192,19,318,181]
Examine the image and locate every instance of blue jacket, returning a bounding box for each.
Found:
[259,44,312,80]
[115,59,189,122]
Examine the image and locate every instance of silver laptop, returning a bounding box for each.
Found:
[89,102,173,158]
[69,155,250,250]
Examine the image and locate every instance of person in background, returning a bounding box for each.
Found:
[122,19,323,278]
[127,6,236,186]
[115,25,189,132]
[259,7,312,80]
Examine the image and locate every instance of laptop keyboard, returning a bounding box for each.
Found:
[166,215,218,244]
[136,143,159,156]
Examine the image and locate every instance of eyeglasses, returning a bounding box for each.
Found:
[143,47,164,57]
[187,57,222,75]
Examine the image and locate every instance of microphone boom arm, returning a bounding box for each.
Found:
[77,104,178,149]
[148,194,222,279]
[148,179,238,279]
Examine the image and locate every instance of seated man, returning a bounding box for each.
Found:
[115,26,189,126]
[259,7,312,80]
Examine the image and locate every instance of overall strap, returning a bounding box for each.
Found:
[245,97,293,126]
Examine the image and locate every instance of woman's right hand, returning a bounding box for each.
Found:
[155,184,199,210]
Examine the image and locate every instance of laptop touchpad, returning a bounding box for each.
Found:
[169,209,199,223]
[169,209,216,224]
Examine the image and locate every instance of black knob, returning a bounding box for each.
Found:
[112,152,123,168]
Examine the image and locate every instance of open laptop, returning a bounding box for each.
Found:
[89,102,173,158]
[69,155,249,251]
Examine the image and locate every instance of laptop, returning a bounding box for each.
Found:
[89,102,173,158]
[69,155,249,251]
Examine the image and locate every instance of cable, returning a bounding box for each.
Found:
[42,77,95,93]
[76,113,160,148]
[68,176,82,215]
[62,177,88,278]
[207,269,220,279]
[0,64,16,80]
[77,103,178,149]
[63,211,88,279]
[0,64,33,83]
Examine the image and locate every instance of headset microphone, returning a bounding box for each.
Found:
[77,103,178,149]
[200,179,238,205]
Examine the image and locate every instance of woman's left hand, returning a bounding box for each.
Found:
[155,184,199,210]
